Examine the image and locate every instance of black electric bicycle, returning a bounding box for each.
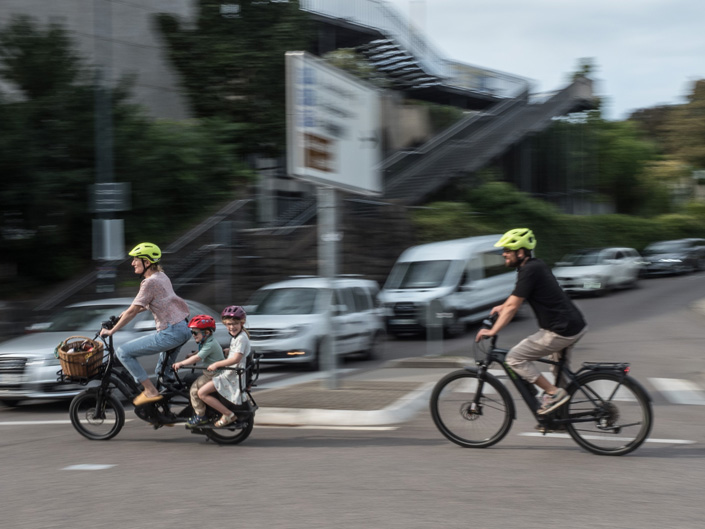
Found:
[59,316,260,445]
[430,316,653,456]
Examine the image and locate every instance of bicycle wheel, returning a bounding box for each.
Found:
[69,389,125,441]
[565,373,652,456]
[204,417,254,445]
[430,369,514,448]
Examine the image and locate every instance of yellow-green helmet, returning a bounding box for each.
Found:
[129,242,161,263]
[494,229,536,251]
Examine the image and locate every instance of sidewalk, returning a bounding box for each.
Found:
[254,357,469,427]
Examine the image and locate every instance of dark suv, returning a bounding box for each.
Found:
[641,238,705,275]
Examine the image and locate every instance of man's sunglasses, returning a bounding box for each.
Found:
[190,330,201,336]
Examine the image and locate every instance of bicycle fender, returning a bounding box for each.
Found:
[462,366,517,420]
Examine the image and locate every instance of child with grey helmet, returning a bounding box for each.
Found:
[196,305,252,427]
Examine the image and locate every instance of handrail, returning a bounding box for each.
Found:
[300,0,529,97]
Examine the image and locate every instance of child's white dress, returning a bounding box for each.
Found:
[212,332,252,405]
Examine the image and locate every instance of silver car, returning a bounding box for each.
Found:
[0,298,231,405]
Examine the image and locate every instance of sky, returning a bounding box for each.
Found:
[383,0,705,120]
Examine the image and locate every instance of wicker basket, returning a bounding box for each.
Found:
[56,336,104,378]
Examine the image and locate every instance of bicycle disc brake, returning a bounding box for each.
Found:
[460,401,482,421]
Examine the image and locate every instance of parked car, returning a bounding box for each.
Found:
[0,298,231,405]
[641,238,705,276]
[245,276,385,370]
[378,235,515,338]
[552,247,643,295]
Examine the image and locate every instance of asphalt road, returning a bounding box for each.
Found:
[2,273,705,529]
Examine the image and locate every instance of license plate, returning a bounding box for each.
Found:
[390,319,416,325]
[583,281,602,290]
[0,373,23,385]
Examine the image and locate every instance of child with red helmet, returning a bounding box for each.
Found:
[196,305,251,427]
[172,314,225,427]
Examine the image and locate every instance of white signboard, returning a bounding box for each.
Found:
[286,51,382,196]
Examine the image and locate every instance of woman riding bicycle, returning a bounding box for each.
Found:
[99,242,191,407]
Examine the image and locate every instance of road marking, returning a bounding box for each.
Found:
[519,432,695,444]
[63,464,116,470]
[0,420,71,426]
[649,378,705,405]
[255,368,358,390]
[256,425,399,431]
[0,419,135,426]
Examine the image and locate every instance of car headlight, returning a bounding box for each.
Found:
[658,258,682,263]
[26,356,61,367]
[278,324,311,339]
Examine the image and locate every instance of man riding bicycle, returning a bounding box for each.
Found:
[475,228,587,415]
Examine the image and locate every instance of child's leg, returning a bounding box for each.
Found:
[197,380,232,417]
[190,375,210,417]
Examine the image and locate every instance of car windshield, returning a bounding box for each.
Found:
[386,260,452,289]
[643,241,686,255]
[247,288,321,315]
[42,305,130,332]
[559,251,603,266]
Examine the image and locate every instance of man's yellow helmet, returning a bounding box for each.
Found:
[494,229,536,251]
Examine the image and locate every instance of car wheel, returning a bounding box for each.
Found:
[443,312,465,338]
[362,331,384,361]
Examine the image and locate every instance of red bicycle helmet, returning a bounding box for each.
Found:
[188,314,216,331]
[221,305,246,320]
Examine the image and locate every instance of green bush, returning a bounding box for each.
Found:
[412,182,705,265]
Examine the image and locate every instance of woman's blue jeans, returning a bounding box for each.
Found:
[116,320,191,384]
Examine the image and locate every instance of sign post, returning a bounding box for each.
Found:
[286,51,382,388]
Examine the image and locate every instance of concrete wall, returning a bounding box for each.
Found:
[0,0,195,120]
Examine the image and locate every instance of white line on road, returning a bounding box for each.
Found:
[256,425,399,431]
[519,432,695,444]
[648,378,705,405]
[63,464,116,470]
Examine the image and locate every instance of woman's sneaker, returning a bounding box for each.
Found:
[186,415,210,428]
[537,388,569,415]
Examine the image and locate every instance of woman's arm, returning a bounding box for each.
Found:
[100,304,146,337]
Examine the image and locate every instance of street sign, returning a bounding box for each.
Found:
[286,51,382,196]
[89,182,130,213]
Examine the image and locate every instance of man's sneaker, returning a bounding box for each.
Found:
[537,388,569,415]
[534,423,567,434]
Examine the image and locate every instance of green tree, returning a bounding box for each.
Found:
[156,0,312,157]
[0,15,252,287]
[665,79,705,168]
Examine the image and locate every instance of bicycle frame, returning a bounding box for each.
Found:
[475,336,633,428]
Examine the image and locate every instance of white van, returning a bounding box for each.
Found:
[378,235,516,337]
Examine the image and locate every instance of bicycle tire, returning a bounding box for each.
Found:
[430,369,514,448]
[204,417,254,445]
[69,389,125,441]
[564,372,652,456]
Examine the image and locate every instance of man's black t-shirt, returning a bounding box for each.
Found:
[512,258,586,337]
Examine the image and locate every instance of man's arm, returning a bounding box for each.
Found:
[475,295,524,341]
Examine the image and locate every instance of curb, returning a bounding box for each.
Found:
[256,382,435,427]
